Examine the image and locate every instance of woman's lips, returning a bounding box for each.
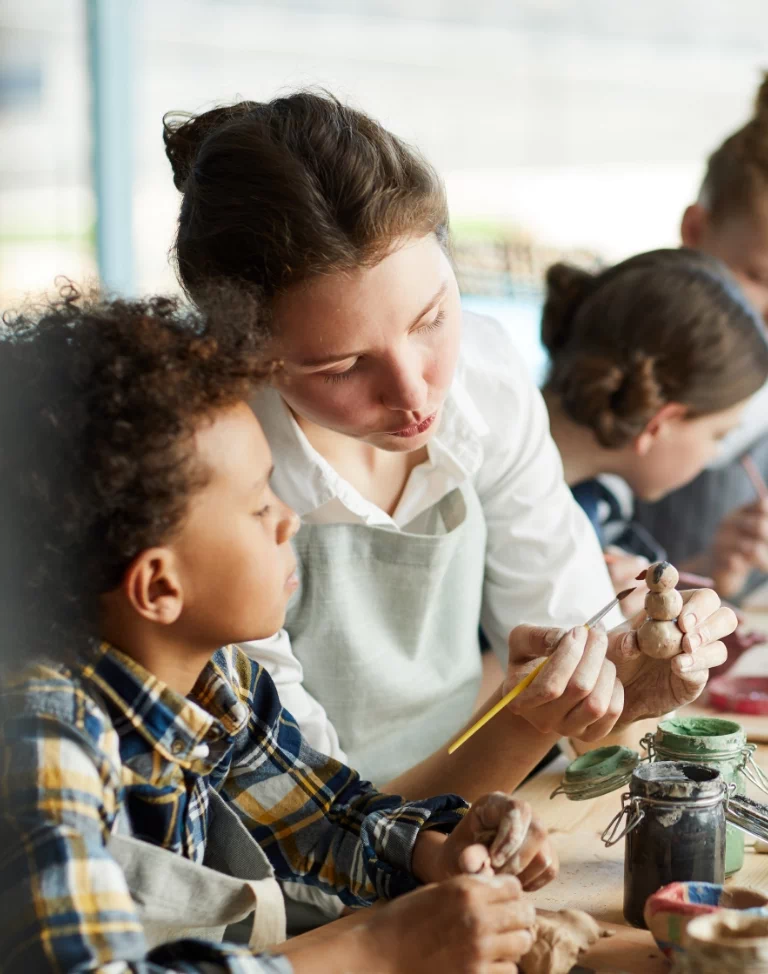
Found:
[386,412,437,438]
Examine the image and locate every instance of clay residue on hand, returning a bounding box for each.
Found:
[519,908,609,974]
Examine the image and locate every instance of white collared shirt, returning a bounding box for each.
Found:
[244,311,617,762]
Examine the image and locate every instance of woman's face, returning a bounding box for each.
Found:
[271,234,462,452]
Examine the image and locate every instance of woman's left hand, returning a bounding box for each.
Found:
[607,588,736,725]
[438,794,558,893]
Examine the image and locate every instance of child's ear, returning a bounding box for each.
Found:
[681,203,709,248]
[122,548,183,626]
[634,402,688,456]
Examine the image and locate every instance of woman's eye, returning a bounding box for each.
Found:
[417,309,446,334]
[322,362,360,383]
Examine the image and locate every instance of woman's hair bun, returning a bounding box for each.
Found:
[541,263,595,357]
[163,103,259,192]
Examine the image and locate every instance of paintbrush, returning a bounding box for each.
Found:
[741,452,768,502]
[447,587,637,755]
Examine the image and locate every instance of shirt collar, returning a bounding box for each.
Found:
[251,368,489,522]
[83,644,249,768]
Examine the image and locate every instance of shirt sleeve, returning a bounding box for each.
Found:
[0,707,292,974]
[464,315,622,667]
[221,648,468,907]
[238,631,347,761]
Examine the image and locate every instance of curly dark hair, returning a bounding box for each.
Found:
[0,284,273,674]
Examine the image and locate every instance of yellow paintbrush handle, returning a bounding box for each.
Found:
[447,657,549,755]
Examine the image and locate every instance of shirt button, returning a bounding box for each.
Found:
[190,743,210,760]
[170,738,185,755]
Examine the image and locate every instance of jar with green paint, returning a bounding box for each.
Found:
[641,717,768,876]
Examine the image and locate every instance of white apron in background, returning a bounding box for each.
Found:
[109,788,287,954]
[284,483,487,786]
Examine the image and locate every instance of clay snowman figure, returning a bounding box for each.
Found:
[636,561,684,660]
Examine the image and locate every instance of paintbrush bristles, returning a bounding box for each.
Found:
[616,586,637,601]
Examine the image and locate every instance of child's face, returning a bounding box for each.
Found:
[684,204,768,326]
[625,399,748,501]
[171,402,300,645]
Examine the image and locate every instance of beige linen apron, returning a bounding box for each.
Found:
[109,788,286,953]
[284,483,487,786]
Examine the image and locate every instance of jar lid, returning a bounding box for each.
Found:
[630,760,726,801]
[655,716,746,758]
[551,745,640,801]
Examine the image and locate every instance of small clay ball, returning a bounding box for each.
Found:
[644,589,683,621]
[645,561,679,593]
[637,619,683,659]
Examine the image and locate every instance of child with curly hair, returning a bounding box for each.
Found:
[0,288,543,974]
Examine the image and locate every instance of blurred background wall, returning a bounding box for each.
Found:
[2,0,767,379]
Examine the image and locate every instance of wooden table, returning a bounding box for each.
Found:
[515,608,768,972]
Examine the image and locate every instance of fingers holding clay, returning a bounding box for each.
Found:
[637,562,684,659]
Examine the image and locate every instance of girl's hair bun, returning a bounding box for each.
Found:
[541,263,595,357]
[543,248,768,449]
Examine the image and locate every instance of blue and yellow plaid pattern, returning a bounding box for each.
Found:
[0,644,466,972]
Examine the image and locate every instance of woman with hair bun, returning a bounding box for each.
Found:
[543,248,768,614]
[162,93,734,853]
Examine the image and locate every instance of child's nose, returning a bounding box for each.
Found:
[278,508,301,544]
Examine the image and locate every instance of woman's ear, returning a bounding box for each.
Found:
[634,402,688,456]
[681,203,710,249]
[122,548,184,626]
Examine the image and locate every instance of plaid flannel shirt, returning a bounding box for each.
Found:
[0,644,467,973]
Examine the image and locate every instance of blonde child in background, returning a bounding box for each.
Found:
[632,75,768,601]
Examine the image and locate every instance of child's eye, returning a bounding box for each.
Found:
[254,505,271,517]
[417,309,446,334]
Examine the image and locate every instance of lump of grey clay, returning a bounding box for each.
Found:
[520,908,610,974]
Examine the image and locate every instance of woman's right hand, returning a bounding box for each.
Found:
[364,874,535,974]
[504,624,624,742]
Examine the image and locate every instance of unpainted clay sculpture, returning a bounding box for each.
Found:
[519,908,608,974]
[637,561,684,660]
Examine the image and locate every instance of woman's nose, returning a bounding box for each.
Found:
[380,362,428,412]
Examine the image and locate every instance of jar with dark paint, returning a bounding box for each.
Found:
[603,762,727,928]
[643,716,768,877]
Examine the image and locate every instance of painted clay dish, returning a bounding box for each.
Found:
[709,676,768,715]
[644,881,768,959]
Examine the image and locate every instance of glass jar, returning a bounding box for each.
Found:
[642,716,768,877]
[602,762,727,928]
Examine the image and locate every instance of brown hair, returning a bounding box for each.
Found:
[0,285,271,669]
[163,91,449,301]
[700,73,768,223]
[542,249,768,448]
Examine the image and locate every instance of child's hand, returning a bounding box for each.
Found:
[363,874,535,974]
[708,498,768,596]
[436,794,558,892]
